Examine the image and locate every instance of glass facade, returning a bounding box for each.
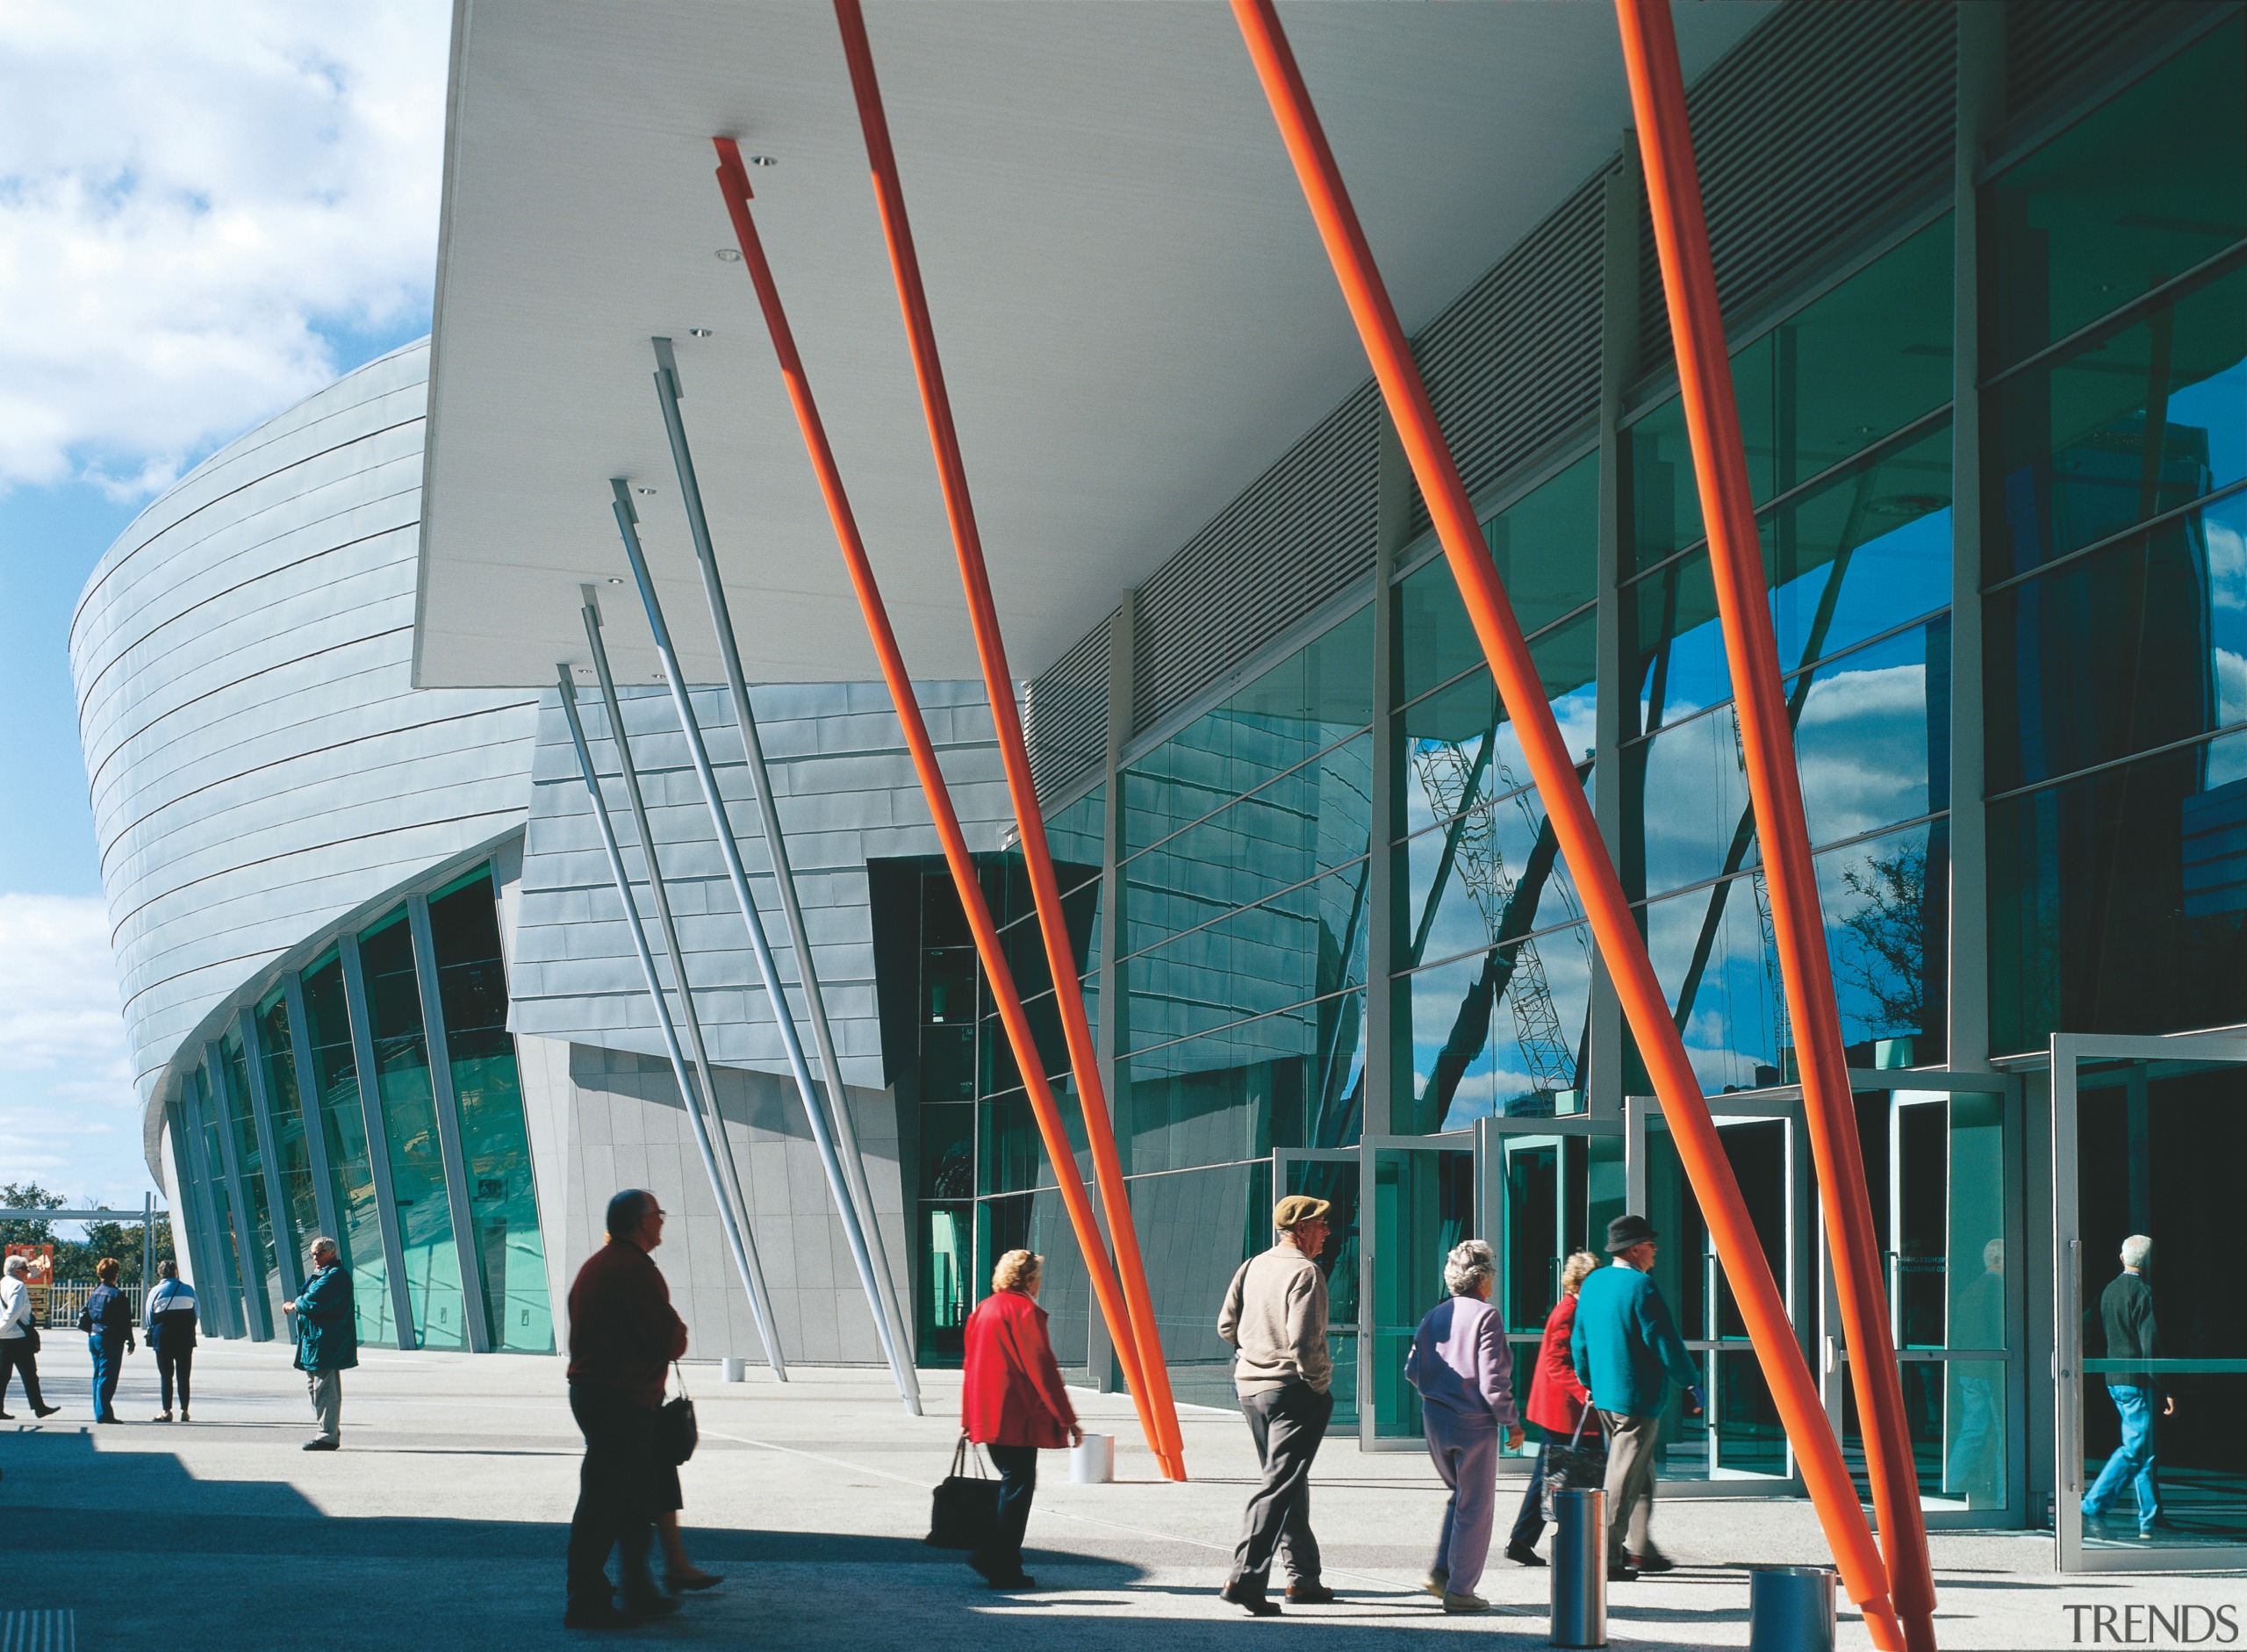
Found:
[169,864,549,1354]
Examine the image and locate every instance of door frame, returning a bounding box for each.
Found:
[1359,1130,1474,1452]
[2052,1031,2247,1573]
[1274,1146,1362,1434]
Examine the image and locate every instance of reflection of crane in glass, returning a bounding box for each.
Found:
[1410,733,1585,1098]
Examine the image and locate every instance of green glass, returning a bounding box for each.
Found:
[1390,923,1594,1132]
[1986,261,2247,580]
[302,950,392,1345]
[1396,607,1597,843]
[1123,992,1366,1172]
[1124,603,1374,856]
[428,870,553,1354]
[356,909,464,1351]
[1123,861,1370,1051]
[219,1031,279,1325]
[915,1203,973,1367]
[1368,1144,1475,1439]
[1279,1156,1359,1427]
[1986,18,2247,372]
[189,1068,248,1336]
[1395,451,1599,706]
[255,988,320,1268]
[1124,730,1372,957]
[1123,1159,1274,1410]
[1989,726,2247,1053]
[973,1189,1090,1369]
[1626,213,1954,571]
[1625,423,1952,737]
[920,1103,974,1198]
[1043,785,1105,894]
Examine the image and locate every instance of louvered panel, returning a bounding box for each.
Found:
[1131,383,1382,737]
[1639,2,1956,371]
[1025,618,1111,807]
[1411,169,1609,536]
[2007,0,2180,117]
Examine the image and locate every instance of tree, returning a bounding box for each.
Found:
[0,1182,64,1251]
[1838,841,1928,1034]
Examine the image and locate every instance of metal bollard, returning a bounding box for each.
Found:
[721,1357,747,1383]
[1069,1433,1114,1483]
[1550,1488,1607,1648]
[1748,1566,1836,1652]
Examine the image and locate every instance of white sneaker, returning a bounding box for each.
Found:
[1442,1591,1491,1614]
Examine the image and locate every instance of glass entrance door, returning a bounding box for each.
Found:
[1364,1131,1475,1447]
[1274,1147,1360,1429]
[1628,1095,1810,1489]
[2055,1033,2247,1571]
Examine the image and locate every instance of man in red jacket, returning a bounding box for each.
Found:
[564,1189,690,1628]
[961,1249,1081,1590]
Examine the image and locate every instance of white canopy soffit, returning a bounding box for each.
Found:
[414,0,1773,691]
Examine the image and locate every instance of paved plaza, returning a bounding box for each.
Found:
[2,1343,2237,1651]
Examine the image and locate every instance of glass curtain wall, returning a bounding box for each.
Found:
[1985,18,2247,1050]
[300,947,396,1347]
[217,1030,281,1329]
[190,1066,248,1334]
[255,987,321,1265]
[1620,212,1956,1088]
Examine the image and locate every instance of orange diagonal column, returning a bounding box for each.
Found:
[1613,4,1936,1645]
[830,0,1187,1482]
[1225,1,1902,1642]
[710,140,1177,1479]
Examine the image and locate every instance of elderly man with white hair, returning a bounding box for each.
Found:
[1404,1238,1525,1614]
[0,1253,62,1418]
[2084,1233,2173,1537]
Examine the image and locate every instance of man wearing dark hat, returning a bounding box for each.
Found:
[1215,1194,1338,1616]
[1569,1213,1703,1580]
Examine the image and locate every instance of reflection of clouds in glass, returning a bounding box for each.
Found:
[1403,930,1594,1128]
[1795,662,1931,842]
[2205,727,2247,789]
[2218,649,2247,730]
[2207,512,2247,613]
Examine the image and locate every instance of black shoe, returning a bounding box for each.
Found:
[1221,1578,1281,1617]
[0,1411,14,1420]
[32,1404,59,1419]
[1629,1550,1676,1575]
[622,1593,680,1621]
[563,1602,634,1630]
[1507,1543,1547,1568]
[985,1573,1037,1591]
[302,1438,339,1451]
[1286,1582,1336,1604]
[1610,1562,1640,1583]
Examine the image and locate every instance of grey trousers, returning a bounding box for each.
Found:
[1231,1381,1332,1588]
[1598,1410,1661,1565]
[307,1368,341,1441]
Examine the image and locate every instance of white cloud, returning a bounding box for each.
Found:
[0,0,449,496]
[0,893,141,1206]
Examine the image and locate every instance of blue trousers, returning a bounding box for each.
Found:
[2083,1384,2161,1528]
[88,1333,125,1422]
[1425,1412,1499,1596]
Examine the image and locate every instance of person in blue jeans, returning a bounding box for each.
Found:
[2082,1234,2172,1536]
[77,1256,135,1423]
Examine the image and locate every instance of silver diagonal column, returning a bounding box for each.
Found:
[650,338,918,1409]
[556,661,786,1378]
[609,478,917,1411]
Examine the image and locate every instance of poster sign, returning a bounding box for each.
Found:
[4,1244,54,1326]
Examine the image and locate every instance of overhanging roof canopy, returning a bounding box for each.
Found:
[415,0,1772,691]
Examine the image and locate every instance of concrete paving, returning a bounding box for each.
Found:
[2,1340,2238,1650]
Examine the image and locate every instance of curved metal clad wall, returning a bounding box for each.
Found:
[70,339,542,1149]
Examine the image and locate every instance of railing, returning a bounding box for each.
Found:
[36,1282,150,1329]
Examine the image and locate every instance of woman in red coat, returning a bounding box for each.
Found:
[1504,1250,1602,1566]
[960,1249,1081,1591]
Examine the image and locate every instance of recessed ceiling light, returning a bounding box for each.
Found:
[607,577,624,585]
[746,154,778,169]
[635,486,657,497]
[687,327,714,338]
[715,248,742,262]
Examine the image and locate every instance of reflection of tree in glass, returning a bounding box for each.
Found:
[1838,842,1926,1032]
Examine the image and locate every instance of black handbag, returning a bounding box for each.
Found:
[925,1433,1000,1551]
[1541,1406,1609,1521]
[657,1362,698,1467]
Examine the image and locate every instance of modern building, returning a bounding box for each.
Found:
[76,0,2247,1571]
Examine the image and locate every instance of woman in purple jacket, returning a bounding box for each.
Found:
[1404,1239,1525,1615]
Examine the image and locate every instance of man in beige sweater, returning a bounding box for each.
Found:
[1216,1195,1337,1616]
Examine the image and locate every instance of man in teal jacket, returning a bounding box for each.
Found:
[284,1236,358,1451]
[1571,1214,1702,1579]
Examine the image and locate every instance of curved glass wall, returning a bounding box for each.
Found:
[169,859,550,1352]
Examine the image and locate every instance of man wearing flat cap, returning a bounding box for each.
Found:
[1215,1195,1338,1616]
[1570,1213,1703,1581]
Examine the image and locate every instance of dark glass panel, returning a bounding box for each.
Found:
[1988,495,2247,791]
[1396,608,1597,842]
[920,1103,974,1199]
[428,870,552,1353]
[219,1031,278,1326]
[298,952,393,1346]
[1626,214,1954,571]
[1124,604,1374,856]
[1124,1159,1274,1409]
[256,988,319,1267]
[1987,18,2247,372]
[1390,923,1594,1132]
[973,1189,1090,1370]
[915,1203,972,1367]
[1123,992,1365,1173]
[1396,452,1598,705]
[1043,786,1106,895]
[1988,262,2247,579]
[1990,727,2247,1052]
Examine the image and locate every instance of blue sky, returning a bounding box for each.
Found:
[0,1,448,1220]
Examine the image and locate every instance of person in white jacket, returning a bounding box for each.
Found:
[0,1255,61,1419]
